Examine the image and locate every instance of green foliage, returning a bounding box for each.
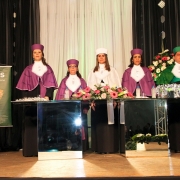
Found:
[131,133,168,145]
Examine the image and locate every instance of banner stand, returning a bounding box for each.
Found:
[0,66,12,127]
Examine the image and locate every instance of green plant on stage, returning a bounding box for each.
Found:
[131,133,168,145]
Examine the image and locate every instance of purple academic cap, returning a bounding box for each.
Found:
[31,44,44,51]
[130,48,143,56]
[66,59,79,67]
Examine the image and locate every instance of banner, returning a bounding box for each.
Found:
[0,66,12,127]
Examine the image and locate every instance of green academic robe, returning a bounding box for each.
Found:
[156,64,180,85]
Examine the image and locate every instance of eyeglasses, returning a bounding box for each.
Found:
[68,65,77,68]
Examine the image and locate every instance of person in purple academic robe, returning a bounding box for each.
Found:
[55,59,87,100]
[16,44,58,100]
[15,44,58,156]
[122,48,155,96]
[55,59,89,151]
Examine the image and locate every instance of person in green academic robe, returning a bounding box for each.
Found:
[157,46,180,152]
[156,46,180,85]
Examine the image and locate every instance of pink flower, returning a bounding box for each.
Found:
[155,55,161,59]
[110,91,118,99]
[82,93,91,100]
[153,73,157,78]
[104,85,110,90]
[148,65,155,71]
[84,86,91,93]
[161,56,168,61]
[127,92,134,97]
[94,90,100,94]
[76,92,83,98]
[117,88,123,93]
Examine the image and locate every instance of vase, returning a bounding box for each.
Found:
[136,142,168,151]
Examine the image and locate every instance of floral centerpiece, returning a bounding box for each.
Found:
[71,84,134,100]
[131,133,168,145]
[148,49,174,81]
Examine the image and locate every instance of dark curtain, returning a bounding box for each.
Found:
[13,0,40,100]
[132,0,180,66]
[0,0,40,151]
[0,0,14,66]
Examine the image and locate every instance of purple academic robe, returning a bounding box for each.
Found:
[55,76,87,100]
[122,67,155,96]
[16,64,58,97]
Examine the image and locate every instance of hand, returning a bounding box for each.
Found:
[113,101,117,108]
[90,102,96,111]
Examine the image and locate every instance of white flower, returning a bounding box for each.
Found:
[167,60,173,64]
[162,63,166,67]
[137,133,144,137]
[79,89,85,94]
[150,66,155,70]
[161,66,166,71]
[101,93,107,99]
[146,133,152,136]
[100,87,105,91]
[123,94,127,98]
[156,68,161,73]
[108,89,113,93]
[159,60,162,63]
[153,61,159,66]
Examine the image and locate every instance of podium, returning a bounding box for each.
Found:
[37,100,86,160]
[119,99,169,157]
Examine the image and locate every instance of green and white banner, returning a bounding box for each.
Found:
[0,66,12,127]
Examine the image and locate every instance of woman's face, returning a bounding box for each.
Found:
[132,54,141,65]
[97,53,106,64]
[174,52,180,64]
[68,64,78,75]
[33,49,43,61]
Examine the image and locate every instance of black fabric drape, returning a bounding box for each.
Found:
[0,0,14,66]
[0,0,40,151]
[132,0,180,66]
[13,0,40,100]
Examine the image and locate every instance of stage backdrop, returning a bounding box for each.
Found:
[0,66,12,127]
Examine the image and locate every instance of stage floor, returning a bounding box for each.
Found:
[1,150,180,178]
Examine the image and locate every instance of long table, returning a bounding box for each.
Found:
[11,98,180,158]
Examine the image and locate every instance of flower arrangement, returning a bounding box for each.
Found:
[131,133,168,145]
[71,84,134,100]
[148,49,174,81]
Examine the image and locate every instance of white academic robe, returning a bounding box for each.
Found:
[87,65,121,125]
[87,66,121,89]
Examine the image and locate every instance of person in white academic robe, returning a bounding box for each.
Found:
[87,48,121,89]
[87,48,120,153]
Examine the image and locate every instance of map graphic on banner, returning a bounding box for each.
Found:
[0,66,12,127]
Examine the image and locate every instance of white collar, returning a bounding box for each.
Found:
[172,62,180,78]
[130,65,145,82]
[99,64,105,69]
[95,64,109,80]
[32,60,47,77]
[66,74,81,92]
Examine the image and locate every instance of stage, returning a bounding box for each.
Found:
[1,150,180,180]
